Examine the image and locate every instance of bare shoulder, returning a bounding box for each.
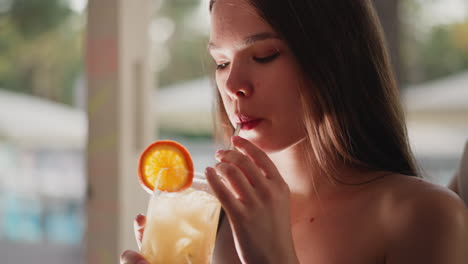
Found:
[380,174,465,211]
[379,175,468,264]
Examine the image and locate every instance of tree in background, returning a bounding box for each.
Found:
[9,0,71,39]
[419,22,468,81]
[0,0,84,105]
[400,0,468,84]
[153,0,212,89]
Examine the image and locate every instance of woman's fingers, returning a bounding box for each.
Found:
[206,166,242,213]
[215,149,269,194]
[133,214,146,250]
[232,136,281,181]
[120,250,149,264]
[214,161,256,203]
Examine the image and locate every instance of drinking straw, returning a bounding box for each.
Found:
[228,123,241,150]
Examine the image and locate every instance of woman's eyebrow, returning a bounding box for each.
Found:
[208,32,281,51]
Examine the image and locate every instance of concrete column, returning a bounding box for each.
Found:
[373,0,401,85]
[86,0,154,263]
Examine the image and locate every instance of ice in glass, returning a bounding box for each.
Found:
[140,179,221,264]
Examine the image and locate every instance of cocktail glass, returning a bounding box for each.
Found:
[140,173,221,264]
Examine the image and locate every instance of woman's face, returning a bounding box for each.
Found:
[209,0,307,153]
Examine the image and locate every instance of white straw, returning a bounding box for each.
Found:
[228,123,241,150]
[227,100,241,150]
[152,168,166,196]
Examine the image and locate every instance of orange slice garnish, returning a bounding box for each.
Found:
[138,140,194,193]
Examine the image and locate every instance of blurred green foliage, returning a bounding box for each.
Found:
[9,0,72,39]
[420,23,468,81]
[158,33,212,88]
[155,0,212,88]
[0,0,83,105]
[400,0,468,84]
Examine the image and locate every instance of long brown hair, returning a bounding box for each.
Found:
[209,0,419,179]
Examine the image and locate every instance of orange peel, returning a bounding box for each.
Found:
[138,140,194,193]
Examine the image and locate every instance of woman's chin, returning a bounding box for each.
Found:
[242,133,306,154]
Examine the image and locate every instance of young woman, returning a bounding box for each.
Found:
[121,0,467,263]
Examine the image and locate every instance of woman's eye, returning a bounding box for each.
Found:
[214,52,279,70]
[253,52,280,63]
[216,62,229,70]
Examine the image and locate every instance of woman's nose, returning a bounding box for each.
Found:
[223,63,253,99]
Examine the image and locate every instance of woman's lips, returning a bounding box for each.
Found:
[236,114,263,130]
[239,119,262,130]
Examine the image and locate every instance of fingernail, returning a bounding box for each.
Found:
[232,136,241,142]
[206,166,215,174]
[135,214,145,227]
[121,250,130,258]
[215,151,224,161]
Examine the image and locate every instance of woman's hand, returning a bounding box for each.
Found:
[120,214,149,264]
[206,136,299,264]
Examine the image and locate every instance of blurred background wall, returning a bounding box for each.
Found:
[0,0,467,263]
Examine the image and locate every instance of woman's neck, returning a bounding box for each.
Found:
[267,138,322,197]
[267,139,390,199]
[267,138,332,222]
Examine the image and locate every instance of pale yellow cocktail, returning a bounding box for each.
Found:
[137,140,221,263]
[140,186,221,263]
